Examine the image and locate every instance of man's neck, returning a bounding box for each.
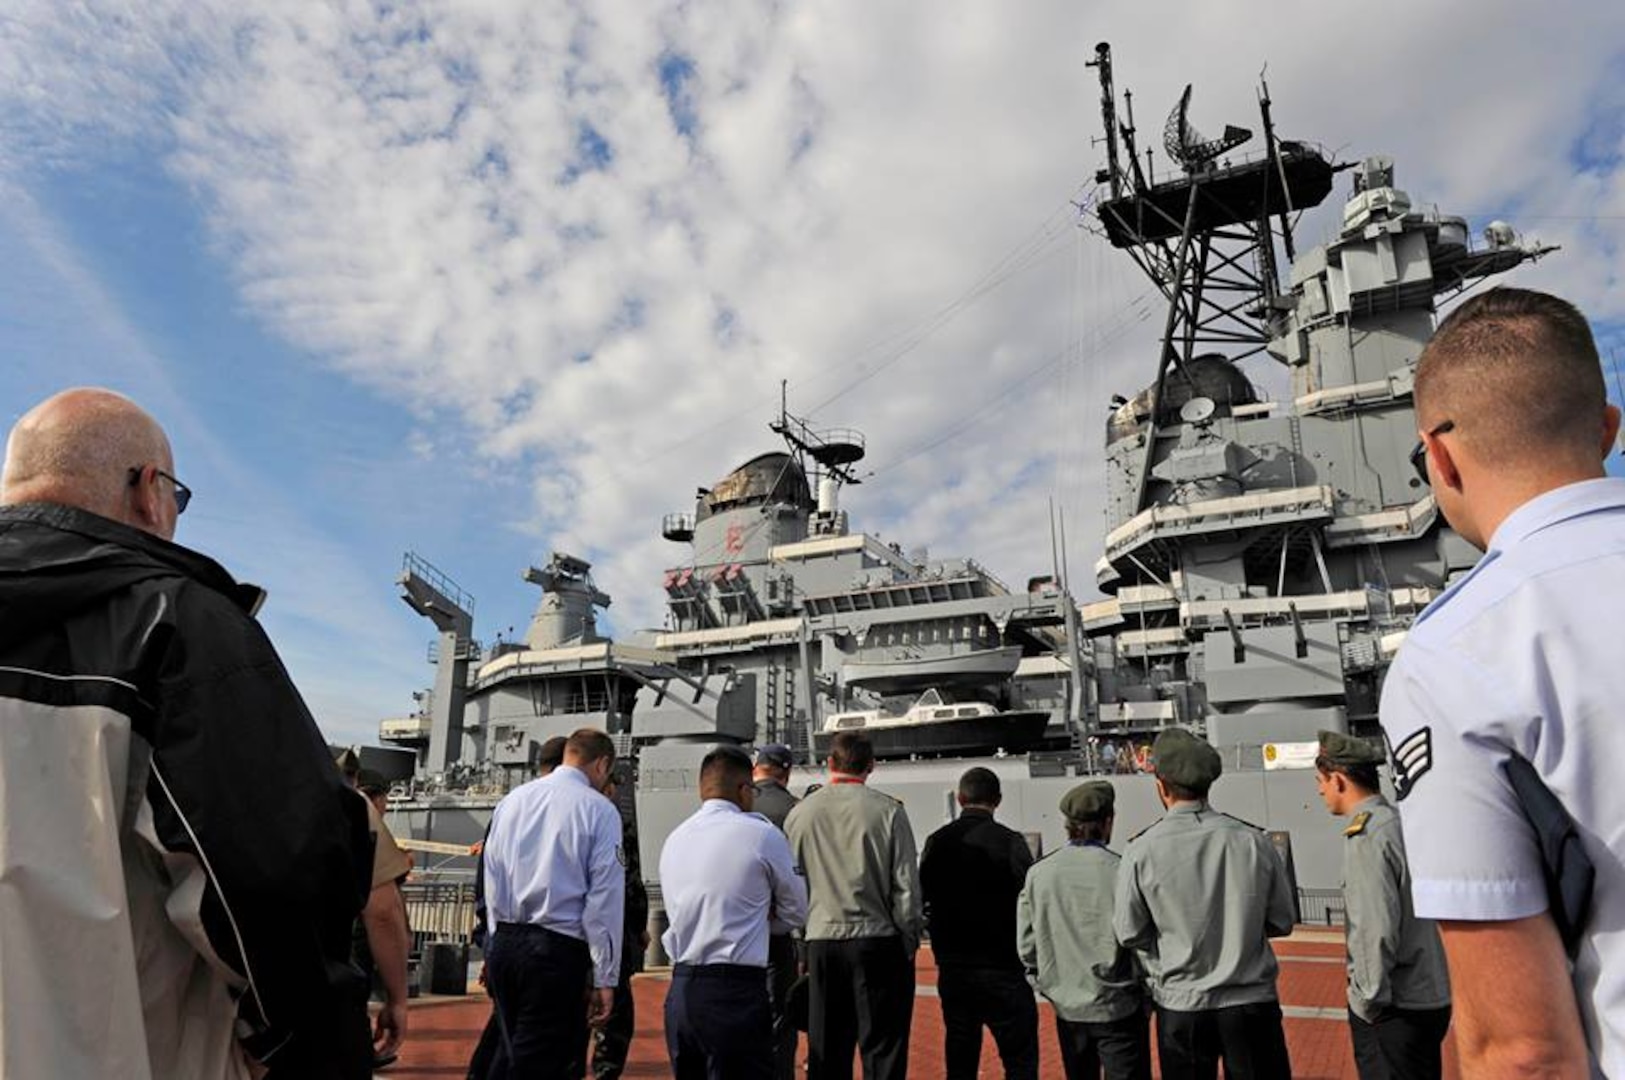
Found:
[958,804,995,817]
[830,771,867,785]
[1472,467,1608,550]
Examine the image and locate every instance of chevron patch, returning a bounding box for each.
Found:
[1387,727,1433,801]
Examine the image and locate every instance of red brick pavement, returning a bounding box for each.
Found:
[384,933,1459,1078]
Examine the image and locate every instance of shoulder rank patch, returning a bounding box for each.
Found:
[1386,727,1433,801]
[1344,810,1372,837]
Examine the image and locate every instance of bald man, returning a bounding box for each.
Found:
[1380,288,1625,1076]
[0,389,374,1079]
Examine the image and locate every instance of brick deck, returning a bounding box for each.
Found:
[384,931,1459,1078]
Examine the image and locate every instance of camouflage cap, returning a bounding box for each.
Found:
[1152,727,1222,790]
[1317,729,1385,769]
[1059,780,1116,822]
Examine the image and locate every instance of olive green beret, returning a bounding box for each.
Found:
[1059,780,1116,822]
[1152,727,1222,789]
[1317,729,1385,769]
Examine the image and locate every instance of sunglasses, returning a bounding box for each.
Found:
[1408,420,1455,486]
[128,466,193,515]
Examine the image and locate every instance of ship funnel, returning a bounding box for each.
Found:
[818,477,840,515]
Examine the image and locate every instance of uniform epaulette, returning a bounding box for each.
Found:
[1218,811,1264,831]
[1126,818,1162,843]
[1343,810,1372,837]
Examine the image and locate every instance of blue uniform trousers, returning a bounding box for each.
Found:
[664,963,774,1080]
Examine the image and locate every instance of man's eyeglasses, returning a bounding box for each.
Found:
[1408,420,1455,486]
[128,466,193,515]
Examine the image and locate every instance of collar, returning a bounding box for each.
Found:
[753,778,786,791]
[1352,794,1386,814]
[700,798,743,815]
[1488,477,1625,553]
[958,806,994,818]
[1167,800,1210,816]
[553,764,593,789]
[0,501,265,614]
[1067,839,1108,849]
[830,772,867,786]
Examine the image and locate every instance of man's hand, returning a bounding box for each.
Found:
[586,987,615,1028]
[373,1000,408,1058]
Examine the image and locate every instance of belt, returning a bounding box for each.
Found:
[494,922,586,947]
[673,962,766,981]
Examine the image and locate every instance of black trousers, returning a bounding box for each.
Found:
[1055,1011,1151,1080]
[589,955,639,1079]
[1349,1006,1452,1080]
[1154,1002,1291,1080]
[485,923,593,1080]
[938,964,1039,1080]
[767,934,801,1080]
[665,963,774,1080]
[806,937,914,1080]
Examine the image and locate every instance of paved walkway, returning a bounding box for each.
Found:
[385,931,1460,1078]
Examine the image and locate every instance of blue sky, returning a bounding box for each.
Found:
[2,1,1622,746]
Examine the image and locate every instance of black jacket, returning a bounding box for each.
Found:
[919,808,1034,970]
[0,503,372,1077]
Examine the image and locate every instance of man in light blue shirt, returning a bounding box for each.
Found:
[481,728,626,1079]
[660,745,808,1079]
[1381,287,1625,1077]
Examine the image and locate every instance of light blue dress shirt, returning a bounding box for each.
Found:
[659,799,808,967]
[1380,477,1625,1076]
[483,764,626,987]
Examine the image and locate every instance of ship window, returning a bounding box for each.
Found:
[935,709,957,720]
[957,707,979,718]
[836,715,866,730]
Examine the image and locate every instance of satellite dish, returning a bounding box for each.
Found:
[1180,397,1217,425]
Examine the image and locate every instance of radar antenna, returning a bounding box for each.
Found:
[1162,85,1252,171]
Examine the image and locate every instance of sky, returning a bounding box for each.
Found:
[2,0,1623,747]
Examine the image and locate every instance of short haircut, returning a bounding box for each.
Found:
[700,746,754,791]
[1161,777,1208,801]
[957,767,1001,805]
[829,730,875,775]
[536,735,568,772]
[565,728,616,766]
[1416,288,1607,468]
[1316,756,1381,794]
[1066,818,1112,843]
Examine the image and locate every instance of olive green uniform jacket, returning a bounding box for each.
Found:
[1341,795,1451,1020]
[1114,801,1295,1011]
[786,782,922,948]
[1017,842,1144,1022]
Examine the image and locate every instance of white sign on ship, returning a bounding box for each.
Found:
[1262,741,1320,771]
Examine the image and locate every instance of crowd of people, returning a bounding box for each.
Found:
[0,284,1620,1079]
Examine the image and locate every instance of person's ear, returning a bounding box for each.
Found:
[1600,404,1622,460]
[1425,429,1463,492]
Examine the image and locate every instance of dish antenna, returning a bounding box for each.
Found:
[1179,396,1217,425]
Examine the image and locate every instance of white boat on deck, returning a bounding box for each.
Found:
[814,688,1052,759]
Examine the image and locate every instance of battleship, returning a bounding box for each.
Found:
[376,43,1554,915]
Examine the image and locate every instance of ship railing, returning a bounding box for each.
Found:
[402,879,479,948]
[1297,888,1346,927]
[401,551,477,614]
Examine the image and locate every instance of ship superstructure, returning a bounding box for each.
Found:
[380,45,1555,900]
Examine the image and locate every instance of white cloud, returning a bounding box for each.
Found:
[3,0,1624,654]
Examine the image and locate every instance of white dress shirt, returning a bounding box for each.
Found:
[659,799,807,967]
[483,764,626,987]
[1381,477,1625,1075]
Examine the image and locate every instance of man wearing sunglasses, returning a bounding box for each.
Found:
[1380,288,1625,1077]
[0,388,374,1079]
